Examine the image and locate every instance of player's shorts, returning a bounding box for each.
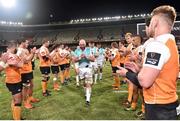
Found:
[21,72,33,85]
[59,64,66,71]
[90,61,98,70]
[40,66,50,75]
[51,65,60,74]
[79,67,93,82]
[65,63,70,68]
[112,66,119,73]
[97,61,104,68]
[6,81,23,95]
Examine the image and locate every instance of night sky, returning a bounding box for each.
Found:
[0,0,179,25]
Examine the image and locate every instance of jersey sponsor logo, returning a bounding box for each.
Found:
[145,52,161,66]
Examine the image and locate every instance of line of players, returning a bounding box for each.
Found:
[0,38,107,120]
[0,28,149,119]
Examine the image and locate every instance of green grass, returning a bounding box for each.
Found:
[0,61,180,120]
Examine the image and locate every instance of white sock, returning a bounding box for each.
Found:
[86,88,91,102]
[99,73,102,80]
[76,75,79,85]
[94,74,98,83]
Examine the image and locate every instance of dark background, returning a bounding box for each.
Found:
[0,0,179,25]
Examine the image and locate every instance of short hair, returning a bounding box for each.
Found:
[89,40,95,43]
[111,42,118,48]
[42,38,49,44]
[145,17,151,27]
[133,35,143,44]
[125,32,132,37]
[79,39,86,45]
[7,40,17,49]
[151,5,176,26]
[96,42,101,45]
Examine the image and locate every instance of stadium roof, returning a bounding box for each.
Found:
[0,0,179,25]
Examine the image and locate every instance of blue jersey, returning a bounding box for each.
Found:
[87,47,97,56]
[97,48,105,55]
[96,48,105,61]
[74,47,91,67]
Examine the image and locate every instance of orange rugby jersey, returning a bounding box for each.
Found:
[39,46,51,67]
[17,47,32,74]
[50,50,60,65]
[58,49,69,65]
[5,53,21,84]
[143,34,179,104]
[111,48,120,67]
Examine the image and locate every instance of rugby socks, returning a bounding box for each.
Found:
[13,106,21,120]
[86,87,91,102]
[141,104,145,113]
[114,76,120,89]
[41,81,47,93]
[64,70,68,80]
[99,73,102,80]
[94,74,98,84]
[76,75,79,86]
[11,101,14,113]
[60,72,64,84]
[127,81,133,103]
[66,69,70,80]
[131,102,137,110]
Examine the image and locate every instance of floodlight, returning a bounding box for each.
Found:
[1,0,16,8]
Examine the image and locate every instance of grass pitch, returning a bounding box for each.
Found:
[0,61,180,120]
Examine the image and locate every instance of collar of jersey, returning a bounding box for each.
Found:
[155,33,175,43]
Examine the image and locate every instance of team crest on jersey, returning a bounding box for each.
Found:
[145,52,161,66]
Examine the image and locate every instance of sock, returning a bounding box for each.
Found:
[11,101,14,113]
[60,72,64,84]
[76,75,79,85]
[53,77,58,88]
[41,81,46,93]
[114,76,120,88]
[13,106,21,120]
[141,104,145,113]
[94,74,98,83]
[86,88,91,102]
[67,69,70,79]
[99,73,102,80]
[131,102,137,110]
[64,70,68,80]
[127,81,133,102]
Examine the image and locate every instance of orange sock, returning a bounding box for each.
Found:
[127,81,133,102]
[64,70,68,80]
[24,96,30,105]
[141,104,145,113]
[67,69,70,79]
[60,72,64,83]
[131,102,137,110]
[11,101,14,113]
[13,106,21,120]
[41,81,47,93]
[114,76,120,88]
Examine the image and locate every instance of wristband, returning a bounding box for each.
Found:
[126,71,142,89]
